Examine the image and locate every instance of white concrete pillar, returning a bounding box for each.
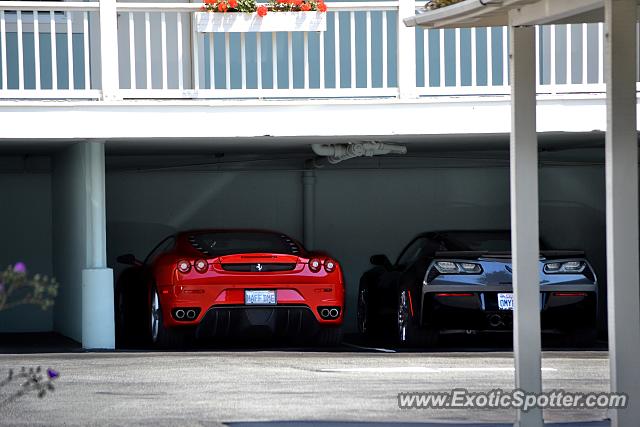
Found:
[604,1,640,425]
[303,170,316,250]
[52,141,114,349]
[81,142,114,350]
[509,24,543,427]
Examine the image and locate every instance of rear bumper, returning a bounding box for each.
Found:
[157,284,344,329]
[421,286,597,332]
[194,305,322,339]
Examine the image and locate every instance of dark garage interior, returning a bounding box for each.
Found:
[0,133,609,343]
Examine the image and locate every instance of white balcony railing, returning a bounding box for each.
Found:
[0,1,620,101]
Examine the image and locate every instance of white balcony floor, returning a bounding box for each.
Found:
[0,93,630,150]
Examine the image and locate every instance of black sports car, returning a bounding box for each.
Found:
[357,230,598,346]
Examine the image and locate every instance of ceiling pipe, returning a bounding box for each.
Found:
[311,142,408,165]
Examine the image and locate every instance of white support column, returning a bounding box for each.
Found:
[508,24,543,427]
[604,1,640,425]
[52,141,114,349]
[397,0,417,98]
[81,141,114,350]
[99,0,120,100]
[302,170,316,250]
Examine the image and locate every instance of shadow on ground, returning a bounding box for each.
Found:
[227,421,611,427]
[0,331,607,354]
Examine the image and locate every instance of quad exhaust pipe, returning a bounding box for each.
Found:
[175,309,185,319]
[186,309,197,320]
[488,314,504,327]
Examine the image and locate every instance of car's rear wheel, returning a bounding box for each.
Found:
[397,289,426,347]
[567,328,597,348]
[150,287,186,349]
[316,326,343,347]
[115,279,148,348]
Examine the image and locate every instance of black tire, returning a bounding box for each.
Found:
[397,289,427,347]
[150,287,186,349]
[114,283,131,348]
[567,328,597,348]
[316,326,343,347]
[115,279,148,349]
[423,327,440,348]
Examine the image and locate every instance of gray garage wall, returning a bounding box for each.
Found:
[0,173,54,332]
[0,158,608,334]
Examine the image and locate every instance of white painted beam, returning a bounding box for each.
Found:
[0,95,630,140]
[508,24,542,427]
[509,0,602,27]
[604,0,640,426]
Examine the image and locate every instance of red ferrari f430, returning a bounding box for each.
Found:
[115,230,344,347]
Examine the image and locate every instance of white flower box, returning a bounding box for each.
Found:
[195,11,327,33]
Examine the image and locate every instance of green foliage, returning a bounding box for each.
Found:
[237,0,257,12]
[268,0,323,12]
[425,0,464,10]
[203,0,257,13]
[0,264,58,313]
[202,0,326,13]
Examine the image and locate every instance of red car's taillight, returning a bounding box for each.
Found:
[309,258,322,273]
[324,259,337,273]
[177,260,191,274]
[194,259,208,274]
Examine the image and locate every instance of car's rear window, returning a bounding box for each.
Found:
[439,231,549,252]
[187,232,300,256]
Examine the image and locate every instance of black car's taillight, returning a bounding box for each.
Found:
[543,260,586,274]
[434,261,482,274]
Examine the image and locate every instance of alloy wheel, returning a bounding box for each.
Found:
[357,287,368,334]
[150,289,160,342]
[397,290,409,342]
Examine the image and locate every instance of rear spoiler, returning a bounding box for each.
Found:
[434,250,585,259]
[540,250,585,259]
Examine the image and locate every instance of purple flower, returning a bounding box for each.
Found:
[13,262,27,273]
[46,369,59,380]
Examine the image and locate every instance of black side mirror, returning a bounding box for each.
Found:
[370,254,392,268]
[116,254,141,266]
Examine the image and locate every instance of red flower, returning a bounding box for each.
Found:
[317,2,327,12]
[293,0,302,5]
[205,0,215,4]
[217,1,228,11]
[257,5,268,16]
[229,0,238,8]
[300,2,311,11]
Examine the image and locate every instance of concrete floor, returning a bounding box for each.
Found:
[0,348,611,426]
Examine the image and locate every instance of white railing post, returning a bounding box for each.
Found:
[397,0,417,98]
[99,0,120,100]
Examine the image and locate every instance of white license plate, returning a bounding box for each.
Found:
[245,290,276,305]
[497,293,514,310]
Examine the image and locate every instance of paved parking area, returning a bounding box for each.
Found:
[0,348,611,426]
